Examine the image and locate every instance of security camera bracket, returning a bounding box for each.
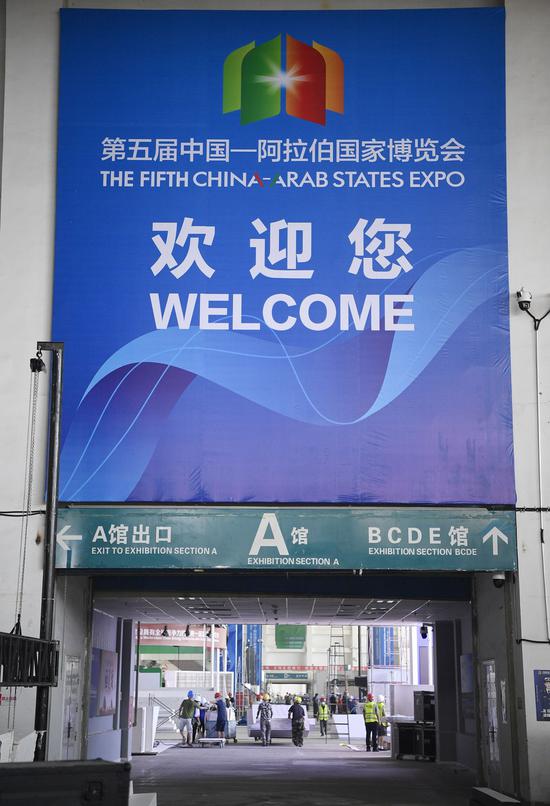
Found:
[517,291,550,330]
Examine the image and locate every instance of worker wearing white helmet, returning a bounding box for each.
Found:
[377,694,389,750]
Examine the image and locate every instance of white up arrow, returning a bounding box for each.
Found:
[56,524,83,551]
[482,527,509,556]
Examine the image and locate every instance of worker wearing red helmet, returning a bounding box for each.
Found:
[214,692,227,739]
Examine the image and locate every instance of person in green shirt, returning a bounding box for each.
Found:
[178,690,196,747]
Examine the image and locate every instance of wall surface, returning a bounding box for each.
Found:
[47,575,91,760]
[0,0,60,746]
[1,0,550,802]
[474,573,518,796]
[87,609,122,760]
[506,1,550,804]
[433,611,476,772]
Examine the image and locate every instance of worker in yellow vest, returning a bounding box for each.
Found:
[318,696,329,736]
[363,692,380,751]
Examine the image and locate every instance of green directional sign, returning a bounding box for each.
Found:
[276,625,307,649]
[55,506,517,572]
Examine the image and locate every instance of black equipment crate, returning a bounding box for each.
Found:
[414,690,435,723]
[0,760,131,805]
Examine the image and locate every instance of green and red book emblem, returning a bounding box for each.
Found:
[223,34,344,125]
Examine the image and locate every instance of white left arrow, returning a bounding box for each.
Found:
[482,527,509,556]
[56,525,83,551]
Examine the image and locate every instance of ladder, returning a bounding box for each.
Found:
[325,626,350,743]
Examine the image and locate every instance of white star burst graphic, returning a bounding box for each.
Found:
[255,61,310,95]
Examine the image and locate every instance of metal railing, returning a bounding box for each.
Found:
[167,670,234,693]
[146,695,180,732]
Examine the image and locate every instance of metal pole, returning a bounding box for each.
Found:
[134,621,141,727]
[534,327,550,640]
[367,627,372,692]
[257,638,262,693]
[241,624,248,704]
[234,625,238,715]
[34,342,64,761]
[202,624,207,680]
[210,625,215,689]
[358,626,362,678]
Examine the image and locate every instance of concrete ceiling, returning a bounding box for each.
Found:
[94,594,469,625]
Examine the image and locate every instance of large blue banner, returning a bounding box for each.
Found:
[53,8,514,504]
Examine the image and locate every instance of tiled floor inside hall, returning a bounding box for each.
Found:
[131,732,476,806]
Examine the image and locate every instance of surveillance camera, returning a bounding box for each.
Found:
[516,288,532,311]
[420,624,428,639]
[492,572,506,589]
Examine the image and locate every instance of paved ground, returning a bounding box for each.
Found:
[131,732,476,806]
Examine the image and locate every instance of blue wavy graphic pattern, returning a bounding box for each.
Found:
[60,248,506,500]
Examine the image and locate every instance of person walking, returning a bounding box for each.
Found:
[214,692,227,740]
[288,696,306,747]
[192,700,201,744]
[312,693,319,719]
[198,697,207,739]
[318,696,329,737]
[363,692,380,752]
[178,690,196,747]
[256,693,273,746]
[377,694,390,750]
[329,691,337,715]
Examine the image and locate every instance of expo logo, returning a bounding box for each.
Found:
[223,34,344,125]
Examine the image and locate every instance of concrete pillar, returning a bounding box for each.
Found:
[434,620,458,762]
[119,619,134,760]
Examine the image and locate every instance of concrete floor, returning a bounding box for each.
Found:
[131,732,476,806]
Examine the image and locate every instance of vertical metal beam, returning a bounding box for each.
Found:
[210,625,215,689]
[471,577,485,786]
[202,625,207,675]
[357,626,362,678]
[234,625,238,711]
[80,580,94,760]
[119,619,134,760]
[367,626,373,691]
[34,342,64,762]
[134,621,141,727]
[534,326,550,641]
[504,575,521,798]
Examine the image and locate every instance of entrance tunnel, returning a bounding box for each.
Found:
[44,568,507,805]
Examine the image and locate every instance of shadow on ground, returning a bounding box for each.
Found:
[131,734,475,806]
